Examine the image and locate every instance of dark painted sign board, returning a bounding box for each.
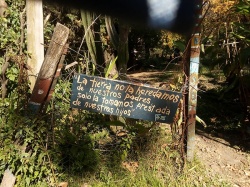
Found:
[70,74,182,123]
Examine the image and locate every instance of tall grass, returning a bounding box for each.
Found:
[63,126,231,187]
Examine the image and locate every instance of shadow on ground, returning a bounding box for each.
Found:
[197,73,250,152]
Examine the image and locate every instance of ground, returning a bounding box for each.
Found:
[196,128,250,187]
[127,70,250,187]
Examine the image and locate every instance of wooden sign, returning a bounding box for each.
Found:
[70,74,182,123]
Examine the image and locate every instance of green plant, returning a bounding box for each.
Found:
[200,0,250,133]
[105,56,118,79]
[0,0,25,99]
[60,126,231,187]
[117,132,135,161]
[0,107,61,186]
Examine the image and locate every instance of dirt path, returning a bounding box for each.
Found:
[196,129,250,187]
[127,71,250,187]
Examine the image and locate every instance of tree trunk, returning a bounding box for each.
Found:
[117,23,129,79]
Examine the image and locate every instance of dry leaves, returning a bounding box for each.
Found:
[122,161,139,173]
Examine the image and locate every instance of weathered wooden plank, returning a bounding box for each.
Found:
[29,23,69,113]
[43,44,69,110]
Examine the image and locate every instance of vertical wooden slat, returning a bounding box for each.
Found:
[26,0,44,90]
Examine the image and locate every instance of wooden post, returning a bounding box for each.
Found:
[28,23,69,113]
[186,0,203,162]
[42,43,69,111]
[26,0,44,90]
[0,169,16,187]
[0,0,7,17]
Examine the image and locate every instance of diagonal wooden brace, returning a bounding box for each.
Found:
[28,23,69,114]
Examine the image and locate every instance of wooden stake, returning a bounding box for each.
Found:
[26,0,44,90]
[0,169,16,187]
[28,23,69,113]
[186,0,203,162]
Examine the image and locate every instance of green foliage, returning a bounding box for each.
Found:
[116,132,135,162]
[105,56,118,79]
[62,127,231,187]
[0,98,59,186]
[56,129,100,173]
[201,0,250,133]
[6,63,18,81]
[231,1,250,46]
[0,0,25,98]
[0,0,23,49]
[173,40,186,52]
[235,0,250,14]
[47,78,103,174]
